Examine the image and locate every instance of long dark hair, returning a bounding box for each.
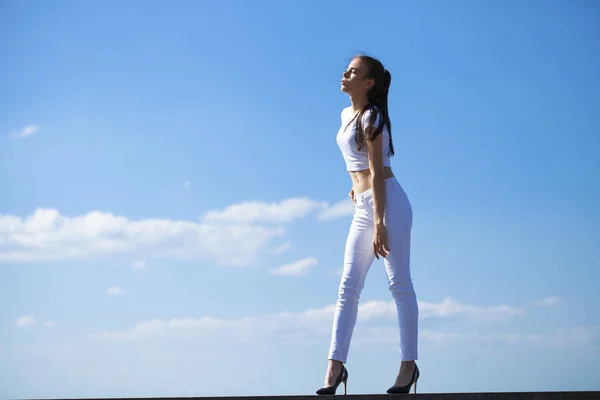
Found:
[348,54,394,156]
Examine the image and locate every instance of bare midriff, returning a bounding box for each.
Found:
[350,166,395,195]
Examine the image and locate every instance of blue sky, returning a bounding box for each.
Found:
[1,0,599,398]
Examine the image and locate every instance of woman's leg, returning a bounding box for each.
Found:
[382,179,419,383]
[324,198,375,384]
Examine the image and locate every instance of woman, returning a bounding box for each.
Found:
[316,54,419,395]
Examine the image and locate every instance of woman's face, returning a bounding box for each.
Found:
[341,58,373,95]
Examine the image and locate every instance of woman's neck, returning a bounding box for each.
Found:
[349,93,369,113]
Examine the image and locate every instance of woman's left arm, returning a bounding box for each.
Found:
[367,130,388,259]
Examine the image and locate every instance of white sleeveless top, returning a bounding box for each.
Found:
[336,106,391,171]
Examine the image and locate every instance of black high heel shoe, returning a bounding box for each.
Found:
[316,364,348,395]
[386,363,419,394]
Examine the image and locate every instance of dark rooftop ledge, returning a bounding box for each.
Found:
[19,391,600,400]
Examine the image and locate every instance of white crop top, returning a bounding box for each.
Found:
[336,106,391,171]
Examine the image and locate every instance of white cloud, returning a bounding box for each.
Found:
[15,315,57,328]
[15,315,56,328]
[91,304,335,342]
[424,326,600,351]
[0,208,285,267]
[133,260,146,270]
[183,181,191,189]
[106,286,126,296]
[356,326,600,352]
[90,297,522,342]
[10,124,39,139]
[0,196,355,266]
[16,315,37,327]
[273,241,292,254]
[0,190,406,268]
[269,257,318,276]
[344,297,523,322]
[202,197,326,224]
[533,296,562,307]
[202,196,356,225]
[316,199,354,221]
[418,297,524,320]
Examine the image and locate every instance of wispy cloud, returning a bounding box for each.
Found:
[269,257,318,276]
[90,297,523,342]
[316,199,354,221]
[90,297,597,354]
[183,180,191,189]
[353,297,524,321]
[133,260,146,270]
[202,197,354,224]
[202,198,326,224]
[533,296,562,307]
[106,286,126,296]
[425,327,600,352]
[9,124,39,139]
[356,326,600,352]
[15,315,55,328]
[16,315,37,327]
[419,297,524,320]
[273,241,292,254]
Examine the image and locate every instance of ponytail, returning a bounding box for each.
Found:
[353,61,394,157]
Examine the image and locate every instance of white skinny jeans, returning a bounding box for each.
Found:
[328,176,418,363]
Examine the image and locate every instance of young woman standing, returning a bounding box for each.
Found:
[316,54,419,395]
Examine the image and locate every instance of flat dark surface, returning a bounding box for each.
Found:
[18,392,600,400]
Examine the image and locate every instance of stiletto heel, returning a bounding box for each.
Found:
[386,364,419,394]
[317,364,348,395]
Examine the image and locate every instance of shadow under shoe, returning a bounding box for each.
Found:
[316,365,348,395]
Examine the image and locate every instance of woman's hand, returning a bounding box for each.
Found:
[349,188,355,204]
[373,223,389,259]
